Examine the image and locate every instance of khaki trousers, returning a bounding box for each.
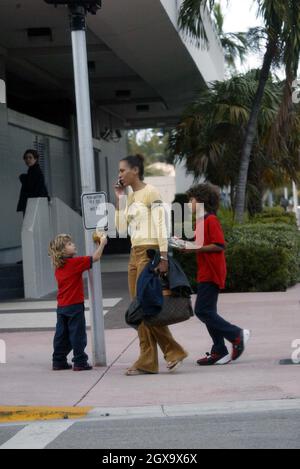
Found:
[128,245,188,373]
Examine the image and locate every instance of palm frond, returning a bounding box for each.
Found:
[178,0,216,47]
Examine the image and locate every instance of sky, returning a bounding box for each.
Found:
[220,0,262,34]
[219,0,265,72]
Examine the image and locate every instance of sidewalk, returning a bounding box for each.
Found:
[0,285,299,418]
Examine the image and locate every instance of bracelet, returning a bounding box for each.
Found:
[160,256,169,262]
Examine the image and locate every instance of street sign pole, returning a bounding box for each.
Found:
[70,4,106,367]
[44,1,106,366]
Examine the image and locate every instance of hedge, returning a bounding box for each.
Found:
[174,221,300,293]
[225,223,300,292]
[250,207,297,227]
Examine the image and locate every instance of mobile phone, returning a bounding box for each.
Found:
[116,178,124,188]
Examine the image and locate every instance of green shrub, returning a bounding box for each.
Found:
[250,207,297,226]
[218,208,235,238]
[226,223,300,291]
[174,221,300,293]
[173,251,198,292]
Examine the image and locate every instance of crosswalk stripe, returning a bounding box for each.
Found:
[0,310,110,330]
[0,421,74,449]
[0,298,122,330]
[0,298,122,312]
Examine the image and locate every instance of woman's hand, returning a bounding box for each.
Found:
[155,258,169,274]
[114,181,126,199]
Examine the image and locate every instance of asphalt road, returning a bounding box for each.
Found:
[1,409,300,450]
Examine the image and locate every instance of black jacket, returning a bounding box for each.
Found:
[17,164,50,213]
[148,249,192,295]
[136,250,192,317]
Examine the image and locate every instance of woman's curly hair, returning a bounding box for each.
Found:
[48,234,72,269]
[186,183,220,213]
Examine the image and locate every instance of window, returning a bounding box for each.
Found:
[33,136,51,193]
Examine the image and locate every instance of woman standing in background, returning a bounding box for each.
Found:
[17,149,50,216]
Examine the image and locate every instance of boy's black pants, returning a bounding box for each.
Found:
[195,282,241,356]
[53,303,88,367]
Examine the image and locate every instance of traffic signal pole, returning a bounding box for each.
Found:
[45,1,107,366]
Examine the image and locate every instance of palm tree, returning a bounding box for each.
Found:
[178,0,300,222]
[234,0,300,222]
[178,0,251,71]
[169,71,300,213]
[213,3,249,72]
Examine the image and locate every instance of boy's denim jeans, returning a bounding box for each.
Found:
[195,282,241,356]
[53,303,88,367]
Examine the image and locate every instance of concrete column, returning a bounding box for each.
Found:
[292,181,298,212]
[292,182,299,227]
[268,191,274,208]
[284,187,289,200]
[0,56,14,253]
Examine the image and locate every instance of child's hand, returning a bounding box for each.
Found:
[100,235,108,247]
[93,231,107,246]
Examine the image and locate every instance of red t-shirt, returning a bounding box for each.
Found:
[55,256,93,307]
[196,214,227,289]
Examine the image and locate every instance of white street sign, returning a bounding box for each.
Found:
[82,192,108,231]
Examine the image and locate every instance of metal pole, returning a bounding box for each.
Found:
[70,5,106,366]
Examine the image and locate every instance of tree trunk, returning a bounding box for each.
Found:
[247,182,264,217]
[234,38,278,223]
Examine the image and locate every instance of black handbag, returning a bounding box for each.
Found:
[125,298,143,329]
[144,295,194,327]
[126,295,194,329]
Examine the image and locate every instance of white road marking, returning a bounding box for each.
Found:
[0,298,122,311]
[0,310,109,330]
[0,421,74,449]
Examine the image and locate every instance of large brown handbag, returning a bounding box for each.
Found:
[144,291,194,327]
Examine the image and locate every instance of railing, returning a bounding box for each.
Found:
[22,197,84,299]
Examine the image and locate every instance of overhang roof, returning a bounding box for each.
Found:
[0,0,224,128]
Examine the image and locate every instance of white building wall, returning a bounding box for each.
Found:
[145,176,176,205]
[0,108,127,263]
[175,161,195,194]
[94,135,127,203]
[160,0,225,82]
[0,111,72,262]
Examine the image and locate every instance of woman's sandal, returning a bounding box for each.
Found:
[167,360,183,372]
[125,368,154,376]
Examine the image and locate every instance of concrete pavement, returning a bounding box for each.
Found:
[0,284,300,418]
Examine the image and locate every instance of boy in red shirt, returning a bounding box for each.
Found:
[48,233,107,371]
[180,184,250,366]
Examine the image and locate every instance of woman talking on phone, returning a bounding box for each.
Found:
[115,154,188,376]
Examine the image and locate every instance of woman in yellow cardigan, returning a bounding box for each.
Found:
[115,154,188,376]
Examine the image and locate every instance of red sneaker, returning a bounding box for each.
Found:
[197,352,231,366]
[231,330,251,361]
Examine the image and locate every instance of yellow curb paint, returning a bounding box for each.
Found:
[0,406,92,423]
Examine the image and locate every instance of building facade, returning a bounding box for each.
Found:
[0,0,224,297]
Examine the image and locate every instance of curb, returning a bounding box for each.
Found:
[1,399,300,424]
[0,406,92,423]
[85,399,300,421]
